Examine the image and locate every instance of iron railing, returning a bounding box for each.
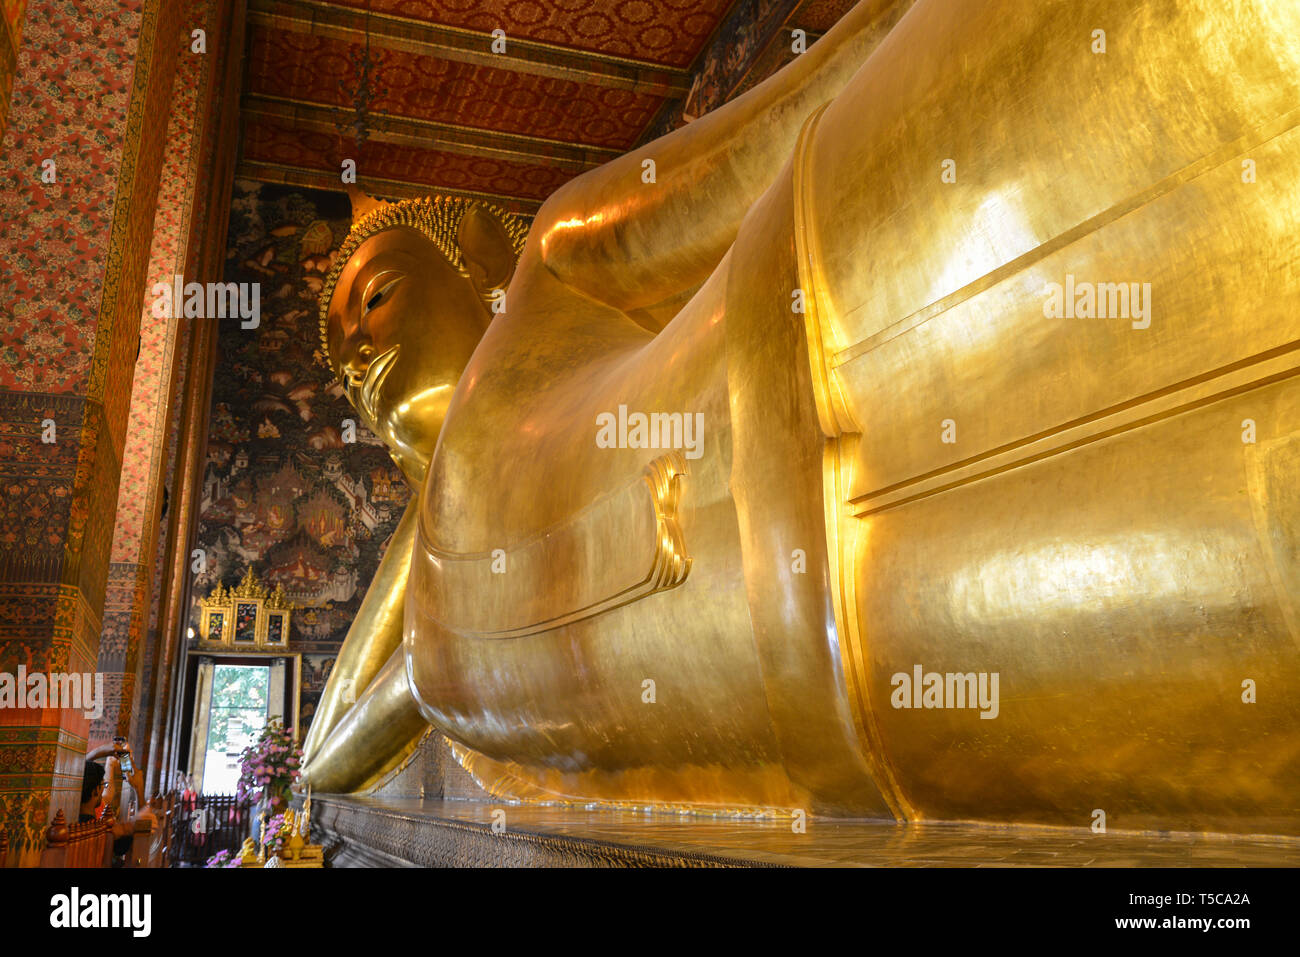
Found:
[170,792,253,866]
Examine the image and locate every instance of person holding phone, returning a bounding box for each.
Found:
[81,737,146,865]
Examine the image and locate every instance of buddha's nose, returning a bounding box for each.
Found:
[342,342,375,389]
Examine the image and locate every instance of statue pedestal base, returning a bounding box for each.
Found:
[310,795,1300,868]
[312,796,765,867]
[307,733,1299,866]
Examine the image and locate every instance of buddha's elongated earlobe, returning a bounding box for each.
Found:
[457,203,518,298]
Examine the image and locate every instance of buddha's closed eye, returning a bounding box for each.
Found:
[363,272,404,316]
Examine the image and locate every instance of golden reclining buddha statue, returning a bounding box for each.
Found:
[299,0,1300,834]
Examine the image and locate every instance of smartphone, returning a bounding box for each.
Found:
[113,737,133,775]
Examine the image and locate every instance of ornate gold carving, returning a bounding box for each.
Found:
[197,568,294,648]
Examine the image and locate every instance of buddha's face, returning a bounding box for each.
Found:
[325,226,491,485]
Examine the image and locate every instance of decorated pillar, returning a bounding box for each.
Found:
[138,0,244,799]
[92,0,237,765]
[0,0,181,866]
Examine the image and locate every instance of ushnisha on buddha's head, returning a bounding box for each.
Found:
[319,186,528,484]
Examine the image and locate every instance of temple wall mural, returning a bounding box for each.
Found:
[192,181,413,739]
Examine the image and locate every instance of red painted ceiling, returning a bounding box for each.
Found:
[237,0,860,212]
[327,0,731,67]
[246,29,663,149]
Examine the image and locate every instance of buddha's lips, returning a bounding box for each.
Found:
[359,345,400,423]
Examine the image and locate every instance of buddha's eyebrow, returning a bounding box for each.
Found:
[348,243,402,310]
[361,269,402,307]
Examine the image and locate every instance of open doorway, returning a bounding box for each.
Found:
[200,664,270,794]
[182,655,299,794]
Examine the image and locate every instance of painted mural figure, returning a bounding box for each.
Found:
[301,0,1300,833]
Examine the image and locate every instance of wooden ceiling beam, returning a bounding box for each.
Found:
[243,93,616,174]
[247,0,692,98]
[234,158,544,216]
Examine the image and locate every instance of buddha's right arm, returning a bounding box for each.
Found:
[531,0,916,320]
[301,498,419,763]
